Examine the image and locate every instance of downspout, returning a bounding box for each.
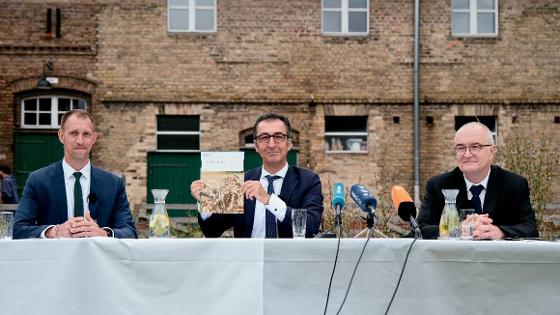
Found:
[413,0,421,205]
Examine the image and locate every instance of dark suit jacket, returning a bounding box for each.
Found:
[417,165,538,239]
[13,161,137,239]
[198,165,324,238]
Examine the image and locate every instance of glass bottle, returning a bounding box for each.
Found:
[439,189,461,239]
[149,189,170,238]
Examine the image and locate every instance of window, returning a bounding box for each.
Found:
[157,115,200,151]
[322,0,369,35]
[325,116,367,152]
[168,0,216,33]
[452,0,498,36]
[455,116,497,144]
[21,96,87,128]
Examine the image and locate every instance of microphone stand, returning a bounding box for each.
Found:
[316,206,347,238]
[354,212,389,238]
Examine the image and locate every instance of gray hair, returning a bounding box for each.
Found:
[455,122,494,145]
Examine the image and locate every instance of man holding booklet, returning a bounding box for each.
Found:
[190,113,324,238]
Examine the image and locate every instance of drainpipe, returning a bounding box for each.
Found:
[413,0,421,205]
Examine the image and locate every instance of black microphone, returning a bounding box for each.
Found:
[349,184,377,213]
[398,201,422,239]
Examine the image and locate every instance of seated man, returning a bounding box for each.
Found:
[13,109,137,239]
[0,164,19,204]
[417,122,538,240]
[190,113,324,238]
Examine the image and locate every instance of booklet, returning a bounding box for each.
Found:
[200,152,244,214]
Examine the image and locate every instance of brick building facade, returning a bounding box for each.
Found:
[1,1,558,220]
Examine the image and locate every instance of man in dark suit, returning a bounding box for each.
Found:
[13,109,137,239]
[190,113,324,238]
[417,122,538,240]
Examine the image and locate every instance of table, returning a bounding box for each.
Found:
[1,238,559,315]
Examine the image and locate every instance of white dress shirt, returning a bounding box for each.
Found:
[463,169,491,213]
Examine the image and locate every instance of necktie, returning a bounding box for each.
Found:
[73,172,84,217]
[265,175,282,238]
[470,185,484,214]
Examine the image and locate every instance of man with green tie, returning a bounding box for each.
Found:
[13,109,136,239]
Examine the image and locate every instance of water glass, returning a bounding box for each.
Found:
[0,211,14,239]
[291,208,307,239]
[460,209,475,240]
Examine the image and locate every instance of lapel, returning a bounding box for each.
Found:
[447,167,469,211]
[53,161,68,222]
[482,165,499,216]
[279,166,297,203]
[89,166,99,220]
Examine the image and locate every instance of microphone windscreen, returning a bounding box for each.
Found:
[397,201,417,221]
[350,184,377,213]
[391,185,413,211]
[331,182,345,209]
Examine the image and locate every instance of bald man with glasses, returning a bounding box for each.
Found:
[417,122,538,240]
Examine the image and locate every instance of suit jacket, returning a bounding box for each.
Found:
[417,165,538,239]
[13,161,137,239]
[198,165,324,238]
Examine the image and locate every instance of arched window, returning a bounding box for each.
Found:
[21,95,87,129]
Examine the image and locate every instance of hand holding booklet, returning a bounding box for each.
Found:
[200,152,244,214]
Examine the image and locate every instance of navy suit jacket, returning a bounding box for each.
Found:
[417,165,538,239]
[198,165,324,238]
[13,161,137,239]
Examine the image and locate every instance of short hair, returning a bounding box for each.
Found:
[253,113,293,139]
[60,109,96,131]
[0,164,11,174]
[455,122,494,145]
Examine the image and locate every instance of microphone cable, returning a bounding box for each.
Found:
[384,238,418,315]
[321,223,342,315]
[334,228,373,315]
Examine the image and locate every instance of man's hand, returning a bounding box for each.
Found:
[472,215,505,240]
[241,180,270,205]
[69,210,107,238]
[190,180,206,202]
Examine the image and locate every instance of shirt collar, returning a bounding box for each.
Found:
[463,168,491,191]
[260,163,289,180]
[62,159,91,181]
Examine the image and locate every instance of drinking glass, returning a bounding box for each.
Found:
[0,211,14,239]
[291,208,307,239]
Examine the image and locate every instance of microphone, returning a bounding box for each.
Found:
[332,182,345,216]
[391,185,422,239]
[350,184,377,213]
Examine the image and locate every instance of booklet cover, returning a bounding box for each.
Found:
[200,152,244,214]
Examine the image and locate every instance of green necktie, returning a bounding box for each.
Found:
[73,172,84,217]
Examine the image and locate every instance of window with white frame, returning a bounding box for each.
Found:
[157,115,200,151]
[455,116,497,144]
[322,0,369,35]
[168,0,216,33]
[21,96,87,128]
[325,116,368,152]
[452,0,498,36]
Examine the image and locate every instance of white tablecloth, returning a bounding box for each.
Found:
[1,238,559,315]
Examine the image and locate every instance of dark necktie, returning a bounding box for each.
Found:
[73,172,84,217]
[265,175,282,238]
[470,185,484,214]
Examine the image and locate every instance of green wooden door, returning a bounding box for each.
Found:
[147,152,201,206]
[14,133,64,193]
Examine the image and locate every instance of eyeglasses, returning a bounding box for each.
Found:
[255,133,288,144]
[454,144,493,155]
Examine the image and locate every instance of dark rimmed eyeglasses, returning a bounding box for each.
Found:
[454,144,493,155]
[255,133,288,144]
